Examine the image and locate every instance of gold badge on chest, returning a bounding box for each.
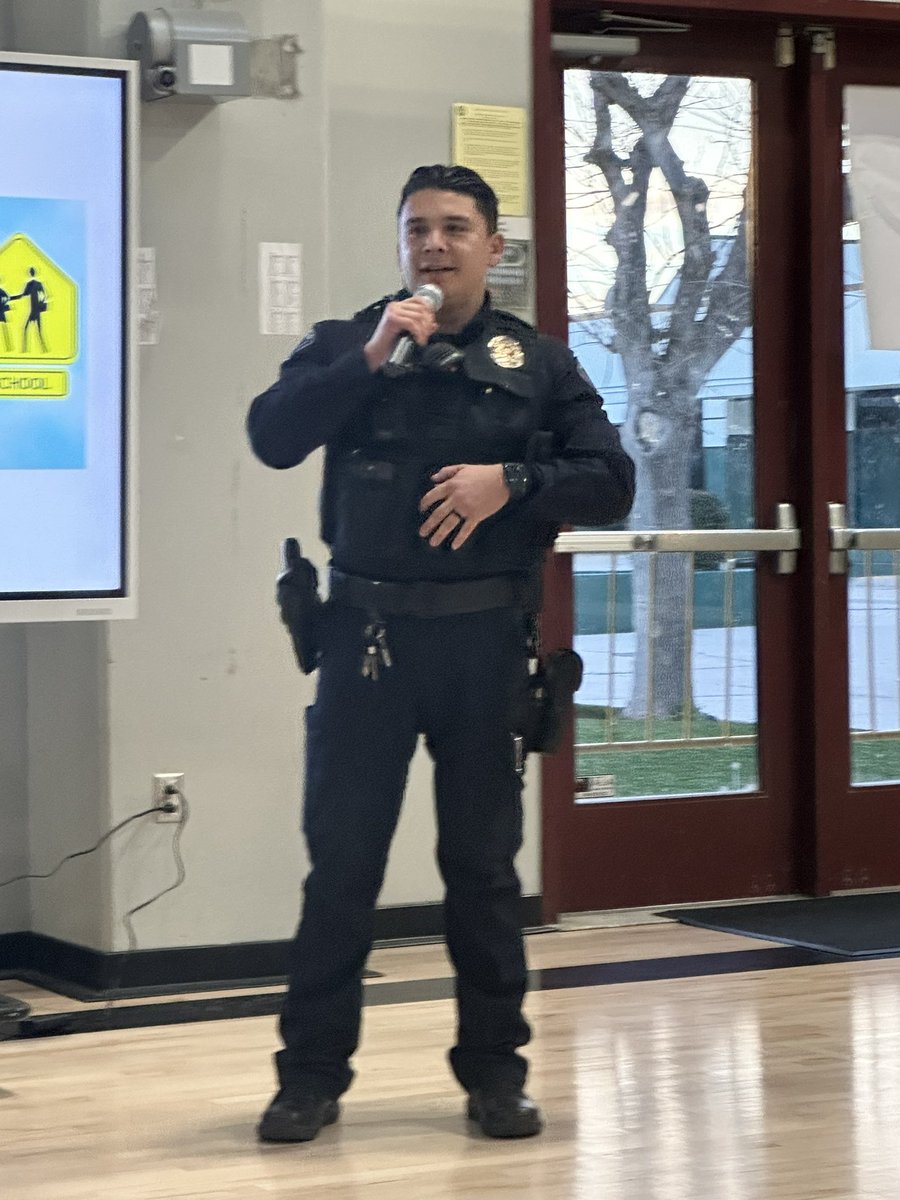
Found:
[487,334,525,369]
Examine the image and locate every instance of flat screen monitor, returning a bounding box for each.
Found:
[0,52,138,622]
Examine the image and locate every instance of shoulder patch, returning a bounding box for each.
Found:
[294,327,317,353]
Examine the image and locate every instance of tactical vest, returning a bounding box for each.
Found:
[322,305,553,583]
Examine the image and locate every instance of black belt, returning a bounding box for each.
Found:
[329,569,534,618]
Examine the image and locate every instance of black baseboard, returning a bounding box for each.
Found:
[0,896,544,1001]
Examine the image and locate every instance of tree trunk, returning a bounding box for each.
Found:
[577,72,752,719]
[621,383,695,718]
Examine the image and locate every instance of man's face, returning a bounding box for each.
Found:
[397,188,503,323]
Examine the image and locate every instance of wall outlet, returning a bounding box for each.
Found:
[153,772,185,823]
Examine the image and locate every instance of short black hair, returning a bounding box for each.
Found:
[397,164,499,234]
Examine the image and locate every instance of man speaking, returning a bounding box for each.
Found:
[247,164,635,1143]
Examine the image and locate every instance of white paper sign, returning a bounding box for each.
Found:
[258,242,302,336]
[846,87,900,349]
[136,246,160,346]
[488,217,533,311]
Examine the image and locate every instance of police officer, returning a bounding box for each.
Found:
[247,165,635,1143]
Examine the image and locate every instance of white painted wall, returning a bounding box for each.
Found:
[0,628,28,931]
[0,0,536,954]
[26,624,110,949]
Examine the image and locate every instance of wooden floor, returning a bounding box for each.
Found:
[3,923,900,1199]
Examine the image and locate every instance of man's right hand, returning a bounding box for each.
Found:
[363,296,438,372]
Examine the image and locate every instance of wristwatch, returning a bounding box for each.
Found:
[502,462,532,501]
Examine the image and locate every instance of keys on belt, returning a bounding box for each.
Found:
[361,620,392,681]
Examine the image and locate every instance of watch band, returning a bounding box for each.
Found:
[502,462,532,501]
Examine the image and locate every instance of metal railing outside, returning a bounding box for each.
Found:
[848,548,900,749]
[557,516,900,797]
[568,548,757,756]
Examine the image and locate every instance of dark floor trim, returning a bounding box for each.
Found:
[0,897,544,1001]
[7,944,848,1041]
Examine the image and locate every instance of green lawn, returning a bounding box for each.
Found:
[575,705,900,798]
[576,704,755,744]
[852,740,900,785]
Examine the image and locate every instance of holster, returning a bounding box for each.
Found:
[276,538,324,674]
[513,647,584,755]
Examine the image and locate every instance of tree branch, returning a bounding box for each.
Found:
[585,74,653,359]
[585,74,628,204]
[591,75,715,362]
[691,199,751,381]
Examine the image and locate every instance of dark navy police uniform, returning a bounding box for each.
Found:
[247,291,634,1102]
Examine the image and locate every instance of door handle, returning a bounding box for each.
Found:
[773,502,800,575]
[554,502,801,573]
[828,502,900,574]
[828,502,851,574]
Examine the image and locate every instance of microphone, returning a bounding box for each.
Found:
[382,283,443,376]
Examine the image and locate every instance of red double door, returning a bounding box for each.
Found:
[534,6,900,916]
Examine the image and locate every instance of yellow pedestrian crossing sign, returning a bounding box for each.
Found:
[0,234,78,364]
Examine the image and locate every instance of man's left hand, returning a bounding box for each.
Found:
[419,464,509,549]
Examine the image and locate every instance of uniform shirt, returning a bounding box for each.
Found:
[248,294,635,582]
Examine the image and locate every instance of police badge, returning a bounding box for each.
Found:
[487,334,525,369]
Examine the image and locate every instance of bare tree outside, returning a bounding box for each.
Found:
[565,71,753,717]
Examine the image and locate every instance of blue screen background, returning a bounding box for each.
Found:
[0,196,87,470]
[0,65,125,595]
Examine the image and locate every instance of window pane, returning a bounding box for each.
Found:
[843,89,900,787]
[573,551,759,801]
[565,71,759,799]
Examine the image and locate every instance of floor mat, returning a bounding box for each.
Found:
[662,892,900,957]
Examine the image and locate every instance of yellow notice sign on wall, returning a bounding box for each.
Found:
[451,103,528,217]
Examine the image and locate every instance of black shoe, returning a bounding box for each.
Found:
[466,1087,543,1139]
[257,1091,340,1143]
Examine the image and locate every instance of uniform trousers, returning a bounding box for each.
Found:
[276,600,532,1100]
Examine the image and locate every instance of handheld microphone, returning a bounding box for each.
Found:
[382,283,443,376]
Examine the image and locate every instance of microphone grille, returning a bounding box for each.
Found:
[414,283,444,311]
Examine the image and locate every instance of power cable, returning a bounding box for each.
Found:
[0,794,191,997]
[0,806,160,889]
[121,793,190,953]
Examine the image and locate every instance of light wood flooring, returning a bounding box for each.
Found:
[3,922,900,1199]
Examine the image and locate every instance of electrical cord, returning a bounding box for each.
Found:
[0,806,160,889]
[122,792,190,953]
[0,793,191,981]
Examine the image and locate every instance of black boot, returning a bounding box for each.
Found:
[257,1091,340,1143]
[466,1086,543,1138]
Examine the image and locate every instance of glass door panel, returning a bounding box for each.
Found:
[843,86,900,788]
[564,70,760,801]
[848,549,900,785]
[536,19,802,912]
[574,549,759,801]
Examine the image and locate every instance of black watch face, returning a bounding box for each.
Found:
[504,463,527,496]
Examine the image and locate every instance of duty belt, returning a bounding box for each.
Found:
[329,569,535,618]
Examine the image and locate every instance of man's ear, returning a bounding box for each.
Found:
[489,232,505,267]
